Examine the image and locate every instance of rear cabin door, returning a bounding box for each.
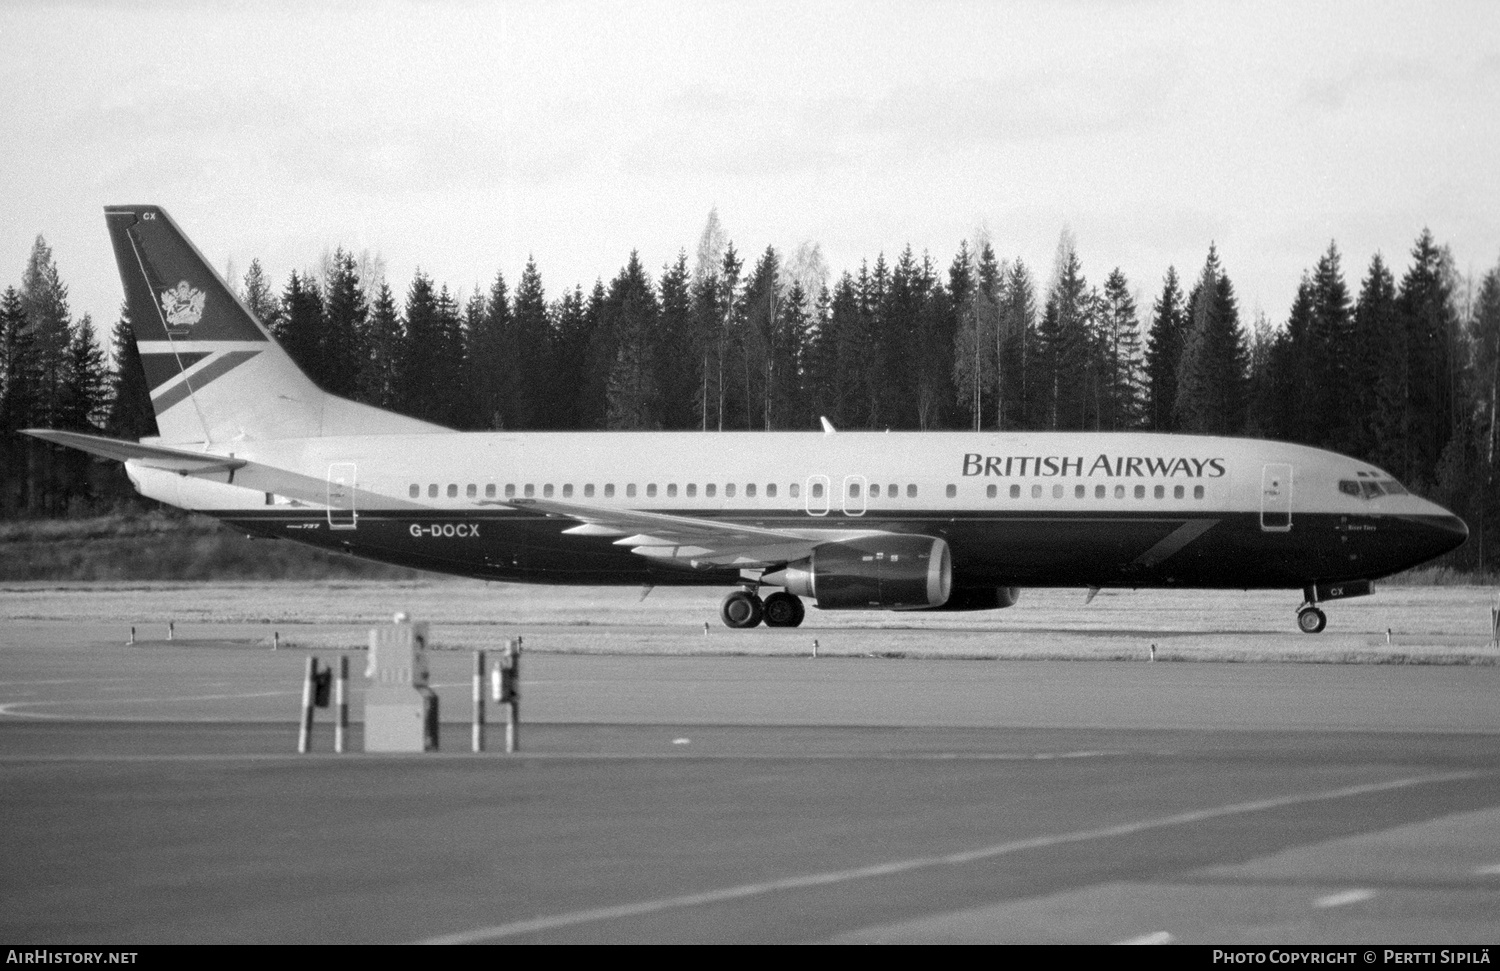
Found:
[1260,463,1291,532]
[327,462,357,529]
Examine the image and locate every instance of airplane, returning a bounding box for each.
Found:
[24,206,1469,633]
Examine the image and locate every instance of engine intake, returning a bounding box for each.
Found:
[763,535,952,610]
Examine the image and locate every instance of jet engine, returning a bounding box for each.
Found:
[762,535,951,609]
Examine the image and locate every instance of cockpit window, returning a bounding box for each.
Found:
[1340,477,1408,499]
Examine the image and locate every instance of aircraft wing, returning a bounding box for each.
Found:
[500,496,884,568]
[21,429,247,475]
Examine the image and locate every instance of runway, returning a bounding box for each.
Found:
[2,608,1500,943]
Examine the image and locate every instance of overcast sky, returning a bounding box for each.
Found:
[4,0,1498,334]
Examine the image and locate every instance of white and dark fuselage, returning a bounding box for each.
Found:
[129,429,1467,593]
[28,205,1468,632]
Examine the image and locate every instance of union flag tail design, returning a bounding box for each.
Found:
[105,205,441,443]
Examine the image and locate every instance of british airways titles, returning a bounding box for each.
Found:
[962,453,1229,478]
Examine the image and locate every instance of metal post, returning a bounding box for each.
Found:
[1150,643,1156,662]
[298,655,316,754]
[128,626,135,645]
[335,656,349,754]
[168,621,174,641]
[1491,603,1499,649]
[273,631,280,651]
[472,650,486,753]
[500,638,520,753]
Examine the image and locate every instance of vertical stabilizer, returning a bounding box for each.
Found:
[104,205,442,443]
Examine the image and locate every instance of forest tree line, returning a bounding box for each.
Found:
[2,213,1498,572]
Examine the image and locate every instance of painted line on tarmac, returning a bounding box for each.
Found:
[418,770,1485,944]
[0,690,293,718]
[1313,888,1376,908]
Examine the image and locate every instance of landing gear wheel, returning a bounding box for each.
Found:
[762,591,805,628]
[720,590,764,629]
[1297,606,1327,634]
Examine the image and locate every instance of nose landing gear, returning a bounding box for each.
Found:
[1297,604,1327,634]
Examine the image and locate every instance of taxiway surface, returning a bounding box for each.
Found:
[2,613,1499,944]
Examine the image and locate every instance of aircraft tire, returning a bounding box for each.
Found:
[763,591,805,628]
[1297,606,1327,634]
[721,590,764,629]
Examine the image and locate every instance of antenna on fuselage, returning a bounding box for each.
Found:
[820,416,836,435]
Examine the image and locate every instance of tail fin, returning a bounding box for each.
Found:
[105,205,441,443]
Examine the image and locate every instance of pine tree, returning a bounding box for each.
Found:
[464,271,510,429]
[1098,268,1144,430]
[105,305,157,441]
[241,259,279,330]
[603,253,661,430]
[1395,229,1459,490]
[358,282,403,410]
[1352,253,1402,466]
[511,259,551,429]
[1307,242,1353,451]
[1036,238,1092,430]
[274,271,324,384]
[999,259,1038,430]
[951,241,997,430]
[59,314,107,432]
[1143,267,1186,431]
[656,253,697,429]
[320,249,368,399]
[1174,245,1248,435]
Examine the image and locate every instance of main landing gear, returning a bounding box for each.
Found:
[720,588,805,629]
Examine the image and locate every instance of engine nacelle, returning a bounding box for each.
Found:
[916,586,1021,612]
[763,535,951,610]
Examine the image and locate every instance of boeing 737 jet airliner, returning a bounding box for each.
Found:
[25,207,1468,632]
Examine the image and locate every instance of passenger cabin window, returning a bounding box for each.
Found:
[1052,484,1063,499]
[524,484,535,497]
[647,484,657,498]
[1074,484,1085,498]
[1095,484,1106,499]
[447,484,458,498]
[726,484,736,498]
[1032,484,1042,498]
[767,484,777,498]
[467,484,477,498]
[848,482,860,498]
[1135,485,1145,499]
[585,484,595,497]
[1154,485,1164,499]
[810,482,823,499]
[505,484,515,498]
[605,484,615,498]
[485,484,496,498]
[706,484,717,498]
[746,484,757,498]
[790,483,800,498]
[667,484,677,498]
[563,484,573,498]
[544,484,554,497]
[626,484,637,498]
[1194,485,1205,499]
[409,484,419,498]
[987,484,997,499]
[946,484,956,498]
[907,484,918,498]
[1174,485,1185,499]
[1009,484,1020,499]
[687,484,697,498]
[1114,485,1124,499]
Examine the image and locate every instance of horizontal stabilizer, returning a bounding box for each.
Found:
[21,429,246,475]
